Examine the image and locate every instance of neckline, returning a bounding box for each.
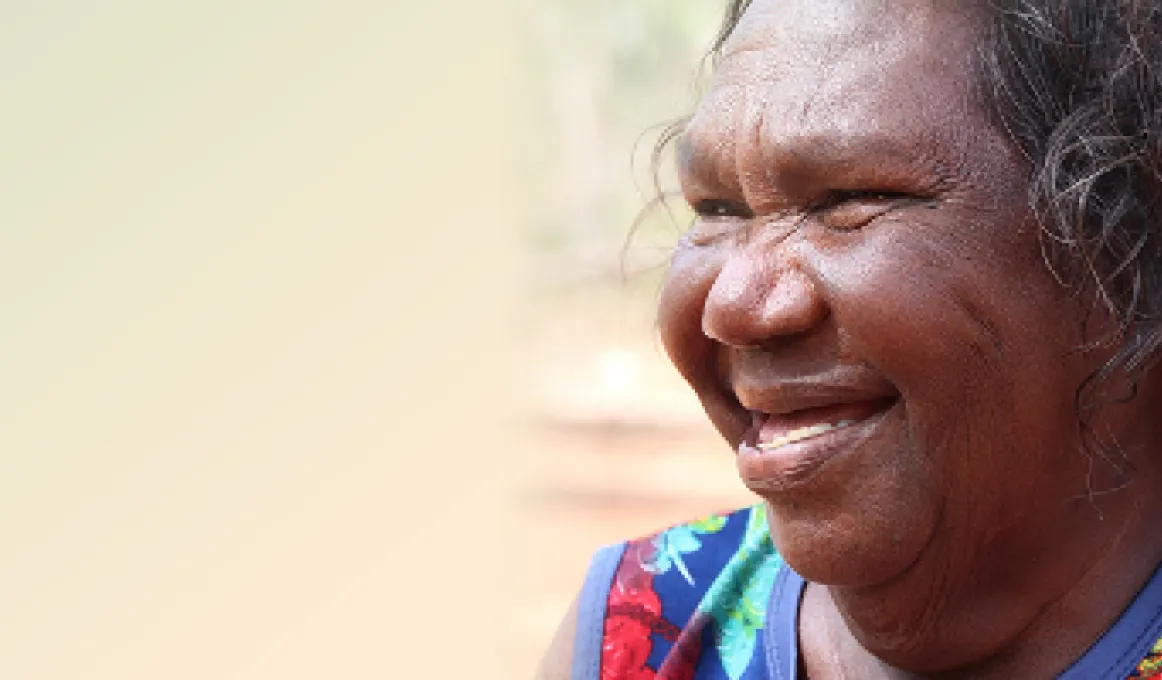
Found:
[764,562,805,680]
[763,559,1162,679]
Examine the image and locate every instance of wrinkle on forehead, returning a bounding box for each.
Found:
[680,0,986,207]
[722,0,902,66]
[680,84,747,197]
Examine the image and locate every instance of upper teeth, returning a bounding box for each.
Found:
[757,419,857,450]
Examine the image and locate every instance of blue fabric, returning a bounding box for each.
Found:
[1059,558,1162,679]
[573,542,627,680]
[591,505,783,679]
[645,509,754,675]
[764,562,805,680]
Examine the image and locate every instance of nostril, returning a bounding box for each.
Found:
[702,258,828,348]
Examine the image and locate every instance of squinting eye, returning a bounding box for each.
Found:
[692,199,754,220]
[816,190,914,231]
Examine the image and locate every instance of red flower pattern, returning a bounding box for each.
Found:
[601,539,705,680]
[602,540,662,680]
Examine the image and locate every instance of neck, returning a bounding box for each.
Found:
[806,475,1162,678]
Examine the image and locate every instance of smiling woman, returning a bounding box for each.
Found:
[539,0,1162,679]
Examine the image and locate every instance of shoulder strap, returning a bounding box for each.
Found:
[571,542,627,680]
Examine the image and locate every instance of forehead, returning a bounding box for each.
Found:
[681,0,986,185]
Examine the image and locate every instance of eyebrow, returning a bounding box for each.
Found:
[675,132,732,193]
[676,124,956,201]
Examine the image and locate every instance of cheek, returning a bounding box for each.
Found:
[820,230,1006,391]
[659,244,755,442]
[812,220,1087,488]
[657,244,722,387]
[818,206,1055,384]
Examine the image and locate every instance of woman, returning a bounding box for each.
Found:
[540,0,1162,678]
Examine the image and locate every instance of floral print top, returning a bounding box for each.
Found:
[570,505,1162,680]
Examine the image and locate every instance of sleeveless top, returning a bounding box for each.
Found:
[571,504,1162,680]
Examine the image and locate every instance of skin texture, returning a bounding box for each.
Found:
[658,0,1162,677]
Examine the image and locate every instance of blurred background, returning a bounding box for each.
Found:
[0,1,753,677]
[514,0,756,674]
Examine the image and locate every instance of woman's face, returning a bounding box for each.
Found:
[660,0,1106,589]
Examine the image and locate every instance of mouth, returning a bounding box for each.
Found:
[737,396,898,491]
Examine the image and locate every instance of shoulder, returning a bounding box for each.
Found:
[563,504,787,680]
[613,504,772,603]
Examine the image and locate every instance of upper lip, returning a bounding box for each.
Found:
[730,366,900,417]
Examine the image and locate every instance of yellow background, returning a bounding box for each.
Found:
[0,1,761,677]
[2,2,521,677]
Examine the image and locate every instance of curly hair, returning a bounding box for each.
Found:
[678,0,1162,470]
[980,1,1162,441]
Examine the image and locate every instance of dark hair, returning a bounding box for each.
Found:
[980,1,1162,468]
[676,0,1162,475]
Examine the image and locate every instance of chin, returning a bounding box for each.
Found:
[764,499,939,587]
[752,430,942,586]
[726,403,936,585]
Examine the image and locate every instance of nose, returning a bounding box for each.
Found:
[701,244,828,348]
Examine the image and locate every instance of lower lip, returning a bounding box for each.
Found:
[736,401,896,492]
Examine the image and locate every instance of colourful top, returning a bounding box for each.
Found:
[571,504,1162,680]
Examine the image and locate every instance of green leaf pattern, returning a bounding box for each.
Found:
[643,512,729,586]
[695,505,783,680]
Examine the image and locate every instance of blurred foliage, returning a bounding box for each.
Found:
[525,0,724,299]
